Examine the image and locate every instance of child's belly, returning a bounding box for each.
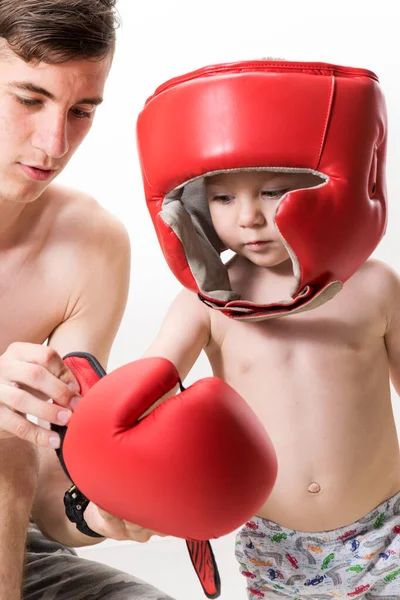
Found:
[256,416,400,531]
[209,328,400,531]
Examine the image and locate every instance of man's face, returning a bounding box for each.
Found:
[0,41,112,204]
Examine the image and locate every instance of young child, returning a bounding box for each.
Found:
[137,61,399,598]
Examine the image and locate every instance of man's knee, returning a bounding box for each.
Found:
[24,525,175,600]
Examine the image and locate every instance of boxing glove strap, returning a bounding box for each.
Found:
[52,351,107,481]
[64,484,103,539]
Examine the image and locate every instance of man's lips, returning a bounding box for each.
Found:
[19,163,56,181]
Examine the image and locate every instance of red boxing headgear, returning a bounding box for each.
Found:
[136,61,387,320]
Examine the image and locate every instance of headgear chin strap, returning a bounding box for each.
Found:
[136,60,387,321]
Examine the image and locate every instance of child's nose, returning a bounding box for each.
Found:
[238,199,266,228]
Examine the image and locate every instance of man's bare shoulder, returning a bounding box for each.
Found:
[43,183,130,257]
[37,184,130,314]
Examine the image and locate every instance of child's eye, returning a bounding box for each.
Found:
[211,194,233,203]
[262,189,289,198]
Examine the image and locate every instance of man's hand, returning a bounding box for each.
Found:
[0,343,81,448]
[84,502,166,543]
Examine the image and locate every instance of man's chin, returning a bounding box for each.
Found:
[0,180,53,204]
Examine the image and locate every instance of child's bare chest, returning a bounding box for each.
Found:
[206,283,387,406]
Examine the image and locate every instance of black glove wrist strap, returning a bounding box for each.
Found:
[64,485,103,539]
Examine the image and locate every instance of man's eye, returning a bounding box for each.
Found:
[262,189,288,198]
[16,96,41,107]
[71,107,93,119]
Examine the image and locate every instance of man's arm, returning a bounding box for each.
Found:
[45,213,131,369]
[31,210,131,547]
[0,198,129,594]
[0,437,38,599]
[34,285,211,547]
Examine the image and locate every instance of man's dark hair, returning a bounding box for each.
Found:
[0,0,120,63]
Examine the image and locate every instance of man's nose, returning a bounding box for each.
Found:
[32,112,69,159]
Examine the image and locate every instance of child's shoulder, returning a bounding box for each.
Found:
[349,259,400,307]
[170,287,212,326]
[354,258,399,285]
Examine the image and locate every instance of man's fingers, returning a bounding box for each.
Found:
[0,406,61,448]
[3,343,80,392]
[86,504,157,542]
[85,503,127,540]
[0,343,83,447]
[0,357,81,409]
[0,384,72,428]
[124,525,157,542]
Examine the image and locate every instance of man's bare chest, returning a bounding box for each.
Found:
[0,253,68,351]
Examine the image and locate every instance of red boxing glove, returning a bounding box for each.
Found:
[55,353,222,598]
[56,352,277,597]
[62,355,277,539]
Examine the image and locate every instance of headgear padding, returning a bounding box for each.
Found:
[136,60,387,320]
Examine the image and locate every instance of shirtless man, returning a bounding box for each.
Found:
[0,1,173,598]
[141,168,400,598]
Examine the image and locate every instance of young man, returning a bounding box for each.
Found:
[135,61,400,597]
[0,2,173,598]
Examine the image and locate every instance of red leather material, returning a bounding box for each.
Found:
[136,60,387,319]
[186,540,220,598]
[61,353,229,598]
[64,355,103,393]
[62,356,277,541]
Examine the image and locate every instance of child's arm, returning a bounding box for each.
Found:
[142,287,212,381]
[382,264,400,393]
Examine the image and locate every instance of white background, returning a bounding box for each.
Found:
[57,1,400,598]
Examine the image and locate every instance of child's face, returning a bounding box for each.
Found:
[205,170,321,269]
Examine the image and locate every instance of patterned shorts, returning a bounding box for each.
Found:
[235,492,400,599]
